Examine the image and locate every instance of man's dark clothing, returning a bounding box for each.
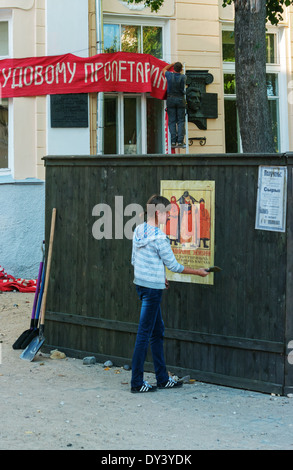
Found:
[165,71,186,145]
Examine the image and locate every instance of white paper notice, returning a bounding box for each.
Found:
[255,166,287,232]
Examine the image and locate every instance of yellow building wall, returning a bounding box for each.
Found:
[89,0,98,155]
[103,0,225,153]
[4,0,293,179]
[102,0,293,154]
[35,0,46,180]
[175,0,224,153]
[5,0,47,179]
[103,0,175,17]
[103,0,293,154]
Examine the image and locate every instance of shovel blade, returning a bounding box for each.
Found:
[20,328,39,350]
[12,329,32,350]
[20,334,45,362]
[206,266,222,273]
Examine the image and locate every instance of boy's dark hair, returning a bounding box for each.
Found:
[145,194,171,220]
[146,194,170,208]
[174,62,183,73]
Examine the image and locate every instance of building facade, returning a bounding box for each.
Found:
[0,0,292,277]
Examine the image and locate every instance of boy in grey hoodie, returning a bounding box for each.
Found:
[131,194,209,393]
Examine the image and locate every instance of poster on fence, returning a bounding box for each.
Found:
[255,166,287,233]
[160,180,215,285]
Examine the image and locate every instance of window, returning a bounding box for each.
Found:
[222,31,277,64]
[223,74,238,153]
[104,94,142,155]
[104,24,119,53]
[104,96,117,154]
[104,23,163,59]
[266,34,276,64]
[0,21,9,170]
[223,72,279,152]
[222,29,281,152]
[101,17,167,155]
[267,73,279,151]
[147,96,163,154]
[0,99,8,168]
[222,31,235,63]
[103,93,164,155]
[0,21,8,56]
[124,96,142,154]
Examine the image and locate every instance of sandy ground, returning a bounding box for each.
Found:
[1,290,293,452]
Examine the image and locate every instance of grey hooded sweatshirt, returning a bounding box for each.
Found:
[131,222,184,290]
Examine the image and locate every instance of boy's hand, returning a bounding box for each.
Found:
[197,268,210,277]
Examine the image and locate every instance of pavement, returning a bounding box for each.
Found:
[1,291,293,452]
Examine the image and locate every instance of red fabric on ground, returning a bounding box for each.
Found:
[0,266,37,292]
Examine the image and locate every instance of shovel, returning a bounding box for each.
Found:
[19,260,46,349]
[205,266,222,273]
[12,253,44,350]
[20,208,56,362]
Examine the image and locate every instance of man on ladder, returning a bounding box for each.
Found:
[162,61,187,150]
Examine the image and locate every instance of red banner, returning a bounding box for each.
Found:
[0,51,169,99]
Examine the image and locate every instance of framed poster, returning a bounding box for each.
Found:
[255,166,287,232]
[161,180,215,285]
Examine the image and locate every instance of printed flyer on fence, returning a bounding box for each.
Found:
[160,180,215,285]
[255,166,287,232]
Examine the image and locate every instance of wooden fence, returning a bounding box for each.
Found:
[43,153,293,395]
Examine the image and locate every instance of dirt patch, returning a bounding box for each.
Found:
[1,291,293,450]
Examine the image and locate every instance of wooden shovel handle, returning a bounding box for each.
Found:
[39,208,56,326]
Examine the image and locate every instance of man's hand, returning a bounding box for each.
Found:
[162,62,175,76]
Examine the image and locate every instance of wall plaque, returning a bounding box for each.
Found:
[50,93,88,128]
[186,70,218,130]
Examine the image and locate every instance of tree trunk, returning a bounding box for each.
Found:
[234,0,275,153]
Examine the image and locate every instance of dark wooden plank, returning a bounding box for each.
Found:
[43,153,287,168]
[44,153,291,394]
[46,311,284,353]
[284,163,293,395]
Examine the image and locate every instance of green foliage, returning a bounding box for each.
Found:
[127,0,293,23]
[143,26,163,58]
[266,0,293,25]
[126,0,164,13]
[222,0,293,25]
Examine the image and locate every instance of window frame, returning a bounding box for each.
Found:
[101,15,169,156]
[222,24,289,153]
[103,92,164,155]
[0,12,12,175]
[103,14,170,60]
[222,26,279,65]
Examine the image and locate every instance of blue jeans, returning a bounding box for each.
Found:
[167,96,186,144]
[131,286,169,388]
